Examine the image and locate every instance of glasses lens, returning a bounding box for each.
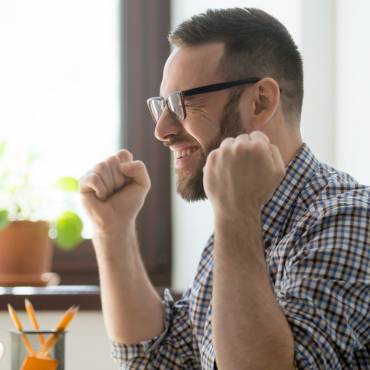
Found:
[147,98,164,123]
[167,93,185,121]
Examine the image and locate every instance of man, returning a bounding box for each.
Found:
[79,8,370,370]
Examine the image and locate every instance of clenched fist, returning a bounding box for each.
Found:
[79,149,151,237]
[203,131,285,218]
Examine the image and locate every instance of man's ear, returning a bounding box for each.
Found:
[250,77,280,127]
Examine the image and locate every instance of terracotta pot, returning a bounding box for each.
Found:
[0,220,53,286]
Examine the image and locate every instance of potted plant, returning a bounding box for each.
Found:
[0,141,84,286]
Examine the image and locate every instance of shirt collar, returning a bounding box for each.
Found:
[261,143,319,246]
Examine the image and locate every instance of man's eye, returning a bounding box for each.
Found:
[185,105,200,115]
[185,105,204,113]
[184,103,201,109]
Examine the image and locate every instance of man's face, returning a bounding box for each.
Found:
[154,43,247,201]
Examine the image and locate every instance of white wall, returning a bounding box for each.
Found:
[300,0,336,165]
[170,0,338,291]
[0,311,116,370]
[336,0,370,185]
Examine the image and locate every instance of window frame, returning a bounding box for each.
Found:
[53,0,172,290]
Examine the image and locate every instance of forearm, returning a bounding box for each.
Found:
[213,212,294,370]
[93,224,164,344]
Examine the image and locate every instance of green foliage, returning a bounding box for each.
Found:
[0,209,9,230]
[54,211,83,250]
[0,142,83,250]
[55,177,79,192]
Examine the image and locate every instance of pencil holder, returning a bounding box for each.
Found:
[10,330,65,370]
[21,356,58,370]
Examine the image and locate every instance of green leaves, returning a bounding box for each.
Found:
[54,211,83,250]
[0,142,84,250]
[0,209,9,230]
[55,177,79,192]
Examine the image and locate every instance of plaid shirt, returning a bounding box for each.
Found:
[112,143,370,369]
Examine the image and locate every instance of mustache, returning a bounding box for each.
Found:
[162,136,199,148]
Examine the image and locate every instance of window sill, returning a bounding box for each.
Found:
[0,285,101,310]
[0,285,173,311]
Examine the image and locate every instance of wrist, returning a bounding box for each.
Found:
[93,220,136,241]
[214,206,260,228]
[92,223,138,259]
[214,209,265,265]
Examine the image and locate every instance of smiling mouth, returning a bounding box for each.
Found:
[174,146,199,159]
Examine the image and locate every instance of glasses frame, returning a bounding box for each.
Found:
[147,77,262,123]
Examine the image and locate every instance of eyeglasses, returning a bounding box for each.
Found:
[147,77,261,124]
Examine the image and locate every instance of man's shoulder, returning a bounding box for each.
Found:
[300,160,370,219]
[280,163,370,278]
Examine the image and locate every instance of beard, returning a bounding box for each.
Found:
[176,92,246,202]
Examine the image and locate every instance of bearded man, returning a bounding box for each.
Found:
[80,8,370,370]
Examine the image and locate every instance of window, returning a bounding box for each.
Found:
[0,0,171,291]
[0,0,120,186]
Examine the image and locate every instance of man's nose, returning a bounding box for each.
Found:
[154,108,183,142]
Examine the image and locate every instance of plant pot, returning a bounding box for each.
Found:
[0,220,53,286]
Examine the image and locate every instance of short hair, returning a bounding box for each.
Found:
[169,8,304,123]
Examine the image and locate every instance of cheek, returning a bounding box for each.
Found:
[183,117,221,155]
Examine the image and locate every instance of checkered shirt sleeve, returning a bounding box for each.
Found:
[277,197,370,369]
[111,288,201,369]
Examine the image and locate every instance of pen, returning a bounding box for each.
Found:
[7,304,35,356]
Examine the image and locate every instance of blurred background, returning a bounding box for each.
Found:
[0,0,369,369]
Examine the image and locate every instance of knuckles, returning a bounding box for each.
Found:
[106,155,120,167]
[249,130,270,143]
[116,149,133,162]
[219,137,235,149]
[233,141,249,154]
[250,139,269,154]
[88,172,101,188]
[94,162,107,174]
[207,149,218,162]
[218,136,270,157]
[93,150,134,175]
[135,160,145,168]
[218,133,272,154]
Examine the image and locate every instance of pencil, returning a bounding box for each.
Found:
[40,334,59,357]
[7,304,35,356]
[25,298,46,346]
[39,305,79,356]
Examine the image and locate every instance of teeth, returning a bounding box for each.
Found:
[175,147,197,159]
